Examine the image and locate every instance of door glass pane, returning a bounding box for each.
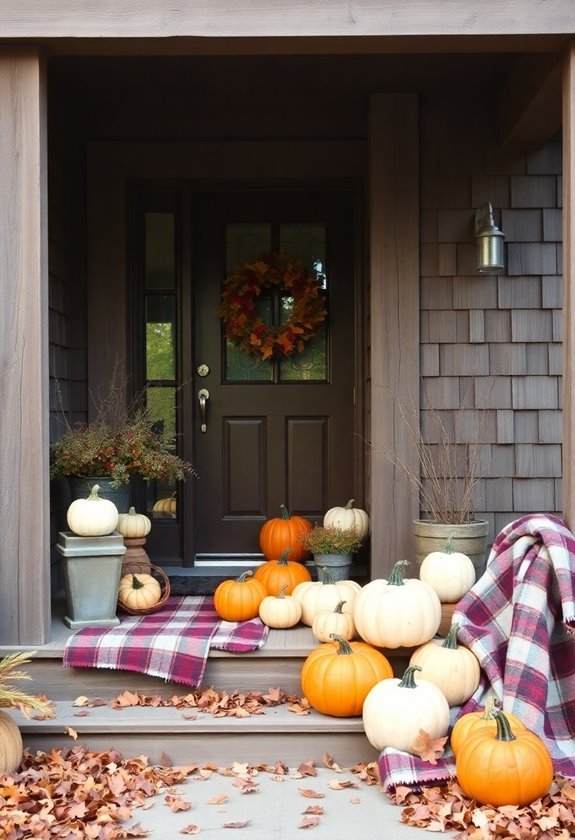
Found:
[225,223,272,381]
[226,223,271,272]
[146,295,176,380]
[279,223,328,381]
[146,386,178,517]
[145,213,176,290]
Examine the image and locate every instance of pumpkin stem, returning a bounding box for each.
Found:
[88,484,102,500]
[334,600,346,614]
[397,664,422,689]
[493,710,517,742]
[329,633,354,655]
[443,532,455,554]
[388,559,409,587]
[279,504,291,520]
[130,574,145,590]
[277,584,289,599]
[236,570,254,583]
[344,499,355,509]
[278,549,292,566]
[128,506,137,515]
[442,622,460,649]
[481,695,500,720]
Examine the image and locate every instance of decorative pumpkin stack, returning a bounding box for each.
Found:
[116,506,153,569]
[292,572,361,627]
[66,484,119,536]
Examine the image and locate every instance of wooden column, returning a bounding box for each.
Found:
[369,93,420,578]
[0,49,50,643]
[563,43,575,531]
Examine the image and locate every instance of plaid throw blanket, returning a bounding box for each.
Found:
[379,514,575,790]
[64,596,269,688]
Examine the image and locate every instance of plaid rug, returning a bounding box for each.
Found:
[379,513,575,789]
[64,596,269,688]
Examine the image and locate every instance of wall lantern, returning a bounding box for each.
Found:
[474,202,505,273]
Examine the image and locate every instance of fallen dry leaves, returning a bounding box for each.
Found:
[0,747,383,838]
[388,775,575,838]
[106,686,311,717]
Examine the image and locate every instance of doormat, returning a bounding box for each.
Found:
[167,576,222,596]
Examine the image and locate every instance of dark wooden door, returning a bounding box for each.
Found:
[191,189,356,563]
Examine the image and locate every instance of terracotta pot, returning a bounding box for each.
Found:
[412,519,489,579]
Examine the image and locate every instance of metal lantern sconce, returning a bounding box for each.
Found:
[474,202,505,273]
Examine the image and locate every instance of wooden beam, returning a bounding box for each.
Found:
[0,48,50,644]
[562,41,575,531]
[369,93,420,578]
[500,54,563,147]
[0,0,574,39]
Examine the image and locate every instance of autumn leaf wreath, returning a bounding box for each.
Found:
[219,253,327,361]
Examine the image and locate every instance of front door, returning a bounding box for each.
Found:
[134,186,359,566]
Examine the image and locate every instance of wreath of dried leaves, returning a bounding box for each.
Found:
[219,253,327,361]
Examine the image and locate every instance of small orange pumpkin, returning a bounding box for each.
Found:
[456,711,553,807]
[259,504,312,563]
[213,571,267,622]
[301,635,393,717]
[254,548,312,595]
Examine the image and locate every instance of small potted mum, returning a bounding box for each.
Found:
[301,525,363,582]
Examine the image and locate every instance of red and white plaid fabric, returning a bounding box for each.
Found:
[64,596,269,688]
[379,514,575,790]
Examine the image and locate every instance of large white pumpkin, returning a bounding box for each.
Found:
[66,484,119,537]
[323,499,370,540]
[419,534,476,603]
[354,560,441,648]
[362,665,450,753]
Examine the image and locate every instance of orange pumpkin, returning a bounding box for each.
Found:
[213,571,267,622]
[259,504,312,563]
[450,695,527,756]
[301,635,393,717]
[456,711,553,807]
[254,548,312,595]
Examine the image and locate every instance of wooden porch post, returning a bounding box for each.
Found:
[563,42,575,531]
[0,49,50,644]
[369,93,420,578]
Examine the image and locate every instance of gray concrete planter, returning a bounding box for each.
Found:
[57,531,126,629]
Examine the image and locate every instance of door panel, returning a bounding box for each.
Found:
[192,190,356,563]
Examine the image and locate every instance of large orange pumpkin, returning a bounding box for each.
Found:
[254,548,312,595]
[455,711,553,807]
[259,504,312,563]
[301,635,393,717]
[213,571,267,621]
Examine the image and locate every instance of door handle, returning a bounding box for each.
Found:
[198,388,209,433]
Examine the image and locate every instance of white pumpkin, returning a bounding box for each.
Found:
[419,534,476,603]
[258,585,302,628]
[362,665,450,753]
[312,599,356,642]
[354,560,441,649]
[66,484,119,537]
[292,577,362,626]
[116,506,152,538]
[323,499,370,540]
[409,623,481,706]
